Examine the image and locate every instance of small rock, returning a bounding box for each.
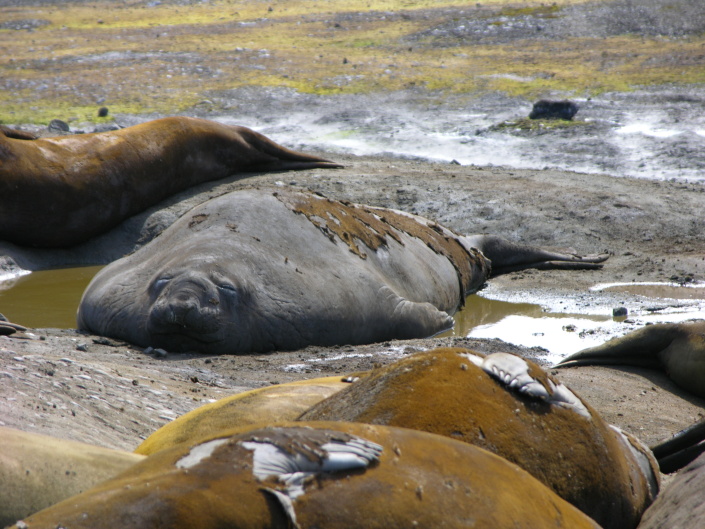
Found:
[48,119,70,133]
[153,348,168,358]
[529,100,579,120]
[97,106,109,117]
[613,307,628,317]
[76,343,88,352]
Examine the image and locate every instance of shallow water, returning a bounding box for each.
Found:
[1,267,703,360]
[0,266,103,329]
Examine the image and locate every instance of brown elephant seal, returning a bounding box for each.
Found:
[11,421,601,529]
[77,186,607,354]
[299,348,659,529]
[0,427,144,528]
[135,376,356,456]
[0,117,340,248]
[556,321,705,398]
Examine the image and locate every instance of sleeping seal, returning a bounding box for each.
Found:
[77,187,607,353]
[556,321,705,398]
[0,117,340,248]
[10,422,601,529]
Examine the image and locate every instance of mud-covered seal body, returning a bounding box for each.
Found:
[77,187,606,353]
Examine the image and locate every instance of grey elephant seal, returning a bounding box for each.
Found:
[77,187,607,353]
[0,117,340,248]
[556,321,705,398]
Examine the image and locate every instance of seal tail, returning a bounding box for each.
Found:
[651,418,705,473]
[239,127,344,170]
[554,324,682,369]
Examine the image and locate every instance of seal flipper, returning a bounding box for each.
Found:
[235,127,344,171]
[651,418,705,473]
[380,286,454,339]
[463,234,608,276]
[555,324,683,370]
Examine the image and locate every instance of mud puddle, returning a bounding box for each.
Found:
[0,265,102,329]
[3,266,704,362]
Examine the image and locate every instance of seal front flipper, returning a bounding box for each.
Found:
[463,234,608,276]
[380,286,454,339]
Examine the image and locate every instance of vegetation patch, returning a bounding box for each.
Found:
[1,0,704,124]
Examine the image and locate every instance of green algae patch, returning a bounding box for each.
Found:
[489,118,591,133]
[2,0,705,124]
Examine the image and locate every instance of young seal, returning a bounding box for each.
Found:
[556,321,705,398]
[10,422,601,529]
[0,117,340,248]
[299,348,659,529]
[77,186,607,354]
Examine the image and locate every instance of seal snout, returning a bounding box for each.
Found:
[148,275,223,340]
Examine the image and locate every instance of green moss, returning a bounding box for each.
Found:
[2,1,704,124]
[490,118,590,132]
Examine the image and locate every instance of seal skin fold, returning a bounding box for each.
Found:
[9,422,602,529]
[0,117,340,248]
[299,348,660,529]
[77,186,606,354]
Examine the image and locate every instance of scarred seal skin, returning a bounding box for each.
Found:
[9,422,602,529]
[0,117,340,248]
[299,348,660,529]
[77,186,607,354]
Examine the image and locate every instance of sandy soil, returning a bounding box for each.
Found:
[2,155,704,459]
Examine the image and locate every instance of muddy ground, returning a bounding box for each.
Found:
[2,155,704,458]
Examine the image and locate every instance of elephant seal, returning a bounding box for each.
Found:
[299,348,659,529]
[0,427,144,528]
[11,422,601,529]
[0,117,340,248]
[637,450,705,529]
[77,187,607,353]
[135,375,356,456]
[556,321,705,398]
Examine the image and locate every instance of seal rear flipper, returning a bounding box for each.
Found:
[236,126,344,170]
[380,286,453,339]
[555,324,683,369]
[463,235,608,276]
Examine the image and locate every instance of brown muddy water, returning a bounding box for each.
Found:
[0,266,103,329]
[0,267,703,361]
